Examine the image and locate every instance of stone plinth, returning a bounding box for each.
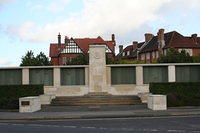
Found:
[89,44,107,93]
[39,94,55,105]
[138,92,152,103]
[19,96,41,113]
[148,95,167,110]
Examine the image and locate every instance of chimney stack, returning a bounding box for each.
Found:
[145,33,154,43]
[64,36,69,44]
[191,34,197,44]
[132,41,138,49]
[58,33,61,44]
[58,33,61,53]
[157,29,165,56]
[157,29,165,41]
[119,45,123,53]
[112,34,115,42]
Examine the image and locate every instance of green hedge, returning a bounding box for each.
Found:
[149,82,200,107]
[0,85,44,109]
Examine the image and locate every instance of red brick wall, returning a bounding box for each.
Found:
[59,54,82,65]
[193,49,200,56]
[51,57,59,66]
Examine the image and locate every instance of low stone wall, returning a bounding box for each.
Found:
[0,62,200,97]
[44,86,89,97]
[108,85,149,96]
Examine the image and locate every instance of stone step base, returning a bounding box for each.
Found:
[51,95,142,106]
[85,92,112,96]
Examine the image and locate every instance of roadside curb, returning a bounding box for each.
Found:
[0,111,200,121]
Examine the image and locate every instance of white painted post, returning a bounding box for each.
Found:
[168,65,176,82]
[22,68,29,85]
[53,67,61,87]
[136,66,143,85]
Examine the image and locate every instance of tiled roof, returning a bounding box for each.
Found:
[118,42,144,57]
[49,36,115,57]
[140,31,200,53]
[49,43,65,57]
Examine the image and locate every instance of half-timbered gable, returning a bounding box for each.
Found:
[61,40,83,54]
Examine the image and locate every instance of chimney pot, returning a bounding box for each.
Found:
[112,34,115,42]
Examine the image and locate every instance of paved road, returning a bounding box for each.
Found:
[0,116,200,133]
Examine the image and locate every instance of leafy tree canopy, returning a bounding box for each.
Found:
[20,51,51,66]
[157,48,193,63]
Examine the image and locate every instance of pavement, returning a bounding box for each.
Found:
[1,116,200,133]
[0,105,200,120]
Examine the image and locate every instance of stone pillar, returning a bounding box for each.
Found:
[106,67,111,86]
[89,44,107,92]
[53,68,60,87]
[22,68,29,85]
[136,66,143,85]
[85,67,89,86]
[168,65,176,82]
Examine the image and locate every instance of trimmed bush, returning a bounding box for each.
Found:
[149,82,200,107]
[0,85,44,109]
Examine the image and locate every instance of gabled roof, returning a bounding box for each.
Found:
[140,31,200,53]
[118,42,144,57]
[49,36,115,57]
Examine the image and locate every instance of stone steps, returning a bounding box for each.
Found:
[51,95,142,106]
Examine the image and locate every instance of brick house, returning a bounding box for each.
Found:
[118,29,200,62]
[49,34,116,65]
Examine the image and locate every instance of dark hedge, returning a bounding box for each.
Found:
[0,85,44,109]
[149,82,200,107]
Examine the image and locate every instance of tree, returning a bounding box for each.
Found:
[66,54,89,65]
[20,51,51,66]
[36,52,51,66]
[157,48,193,63]
[192,55,200,63]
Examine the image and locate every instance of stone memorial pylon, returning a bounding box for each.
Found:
[89,44,108,94]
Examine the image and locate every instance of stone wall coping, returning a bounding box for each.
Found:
[0,63,200,69]
[0,65,89,69]
[20,96,39,100]
[107,63,200,67]
[89,44,107,47]
[149,95,166,97]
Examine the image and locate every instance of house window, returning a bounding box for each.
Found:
[141,54,145,60]
[156,51,159,58]
[164,49,167,55]
[127,51,130,56]
[152,52,155,59]
[151,52,155,59]
[122,52,125,56]
[178,49,193,56]
[146,53,150,59]
[63,57,67,64]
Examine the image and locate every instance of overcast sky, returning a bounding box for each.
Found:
[0,0,200,66]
